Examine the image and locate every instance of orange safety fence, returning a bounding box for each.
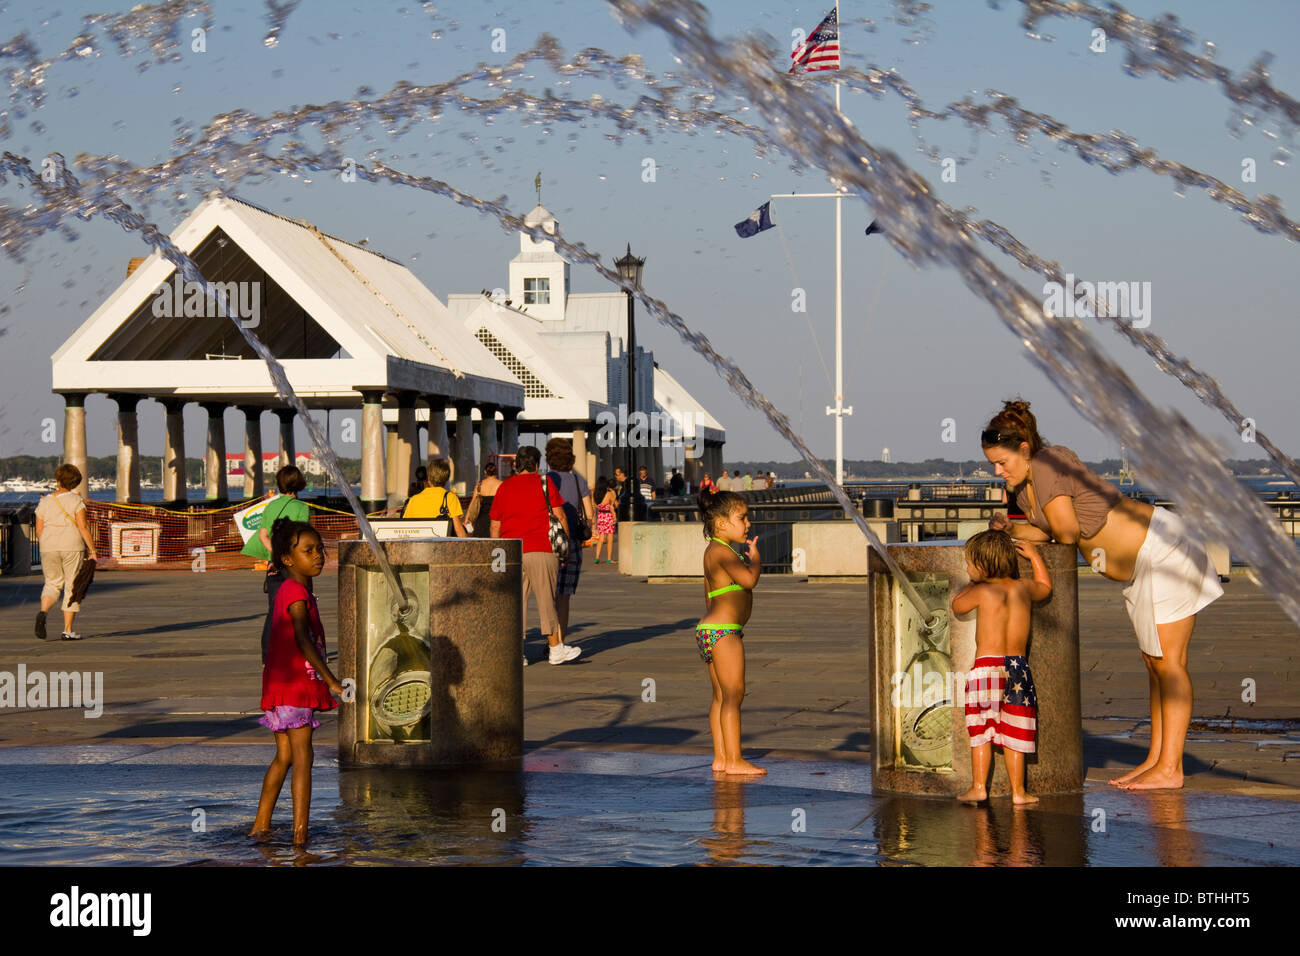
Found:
[83,496,377,571]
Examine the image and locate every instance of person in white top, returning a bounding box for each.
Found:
[717,472,732,491]
[34,464,98,640]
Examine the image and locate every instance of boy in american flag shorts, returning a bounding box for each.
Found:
[951,531,1052,805]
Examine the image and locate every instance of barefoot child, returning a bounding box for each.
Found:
[951,531,1051,805]
[697,488,765,776]
[250,518,344,845]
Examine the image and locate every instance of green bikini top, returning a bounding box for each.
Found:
[706,537,751,599]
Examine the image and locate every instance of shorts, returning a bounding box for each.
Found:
[696,624,742,664]
[1000,656,1038,754]
[964,656,1006,747]
[40,550,85,613]
[557,543,582,596]
[1122,506,1223,658]
[259,705,322,732]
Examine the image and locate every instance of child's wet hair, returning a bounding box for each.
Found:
[697,487,746,538]
[270,517,321,570]
[965,529,1019,579]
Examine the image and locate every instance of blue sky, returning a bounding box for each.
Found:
[1,0,1297,470]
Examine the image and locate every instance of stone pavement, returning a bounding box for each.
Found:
[0,560,1297,798]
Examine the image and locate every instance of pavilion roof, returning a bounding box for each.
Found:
[52,194,523,410]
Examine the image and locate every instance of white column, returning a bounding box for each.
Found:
[201,402,229,502]
[360,391,387,510]
[502,408,519,454]
[424,395,449,459]
[62,393,90,500]
[393,391,418,506]
[478,404,500,475]
[572,427,590,486]
[240,406,264,498]
[110,393,142,503]
[275,408,296,471]
[451,401,476,496]
[161,398,187,506]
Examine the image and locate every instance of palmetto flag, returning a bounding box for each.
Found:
[734,200,775,238]
[790,7,840,73]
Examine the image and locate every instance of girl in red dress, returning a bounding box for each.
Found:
[249,518,343,846]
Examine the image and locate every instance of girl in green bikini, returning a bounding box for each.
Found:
[697,488,765,776]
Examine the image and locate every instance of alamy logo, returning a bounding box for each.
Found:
[1042,273,1151,327]
[595,404,702,459]
[49,886,151,936]
[0,665,103,718]
[152,275,261,328]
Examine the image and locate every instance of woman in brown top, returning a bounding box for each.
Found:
[981,399,1222,791]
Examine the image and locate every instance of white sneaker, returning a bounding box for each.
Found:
[522,652,529,667]
[548,642,582,665]
[61,631,83,641]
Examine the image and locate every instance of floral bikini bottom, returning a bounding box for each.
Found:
[695,623,743,664]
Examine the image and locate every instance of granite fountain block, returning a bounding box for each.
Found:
[337,538,524,767]
[868,541,1082,796]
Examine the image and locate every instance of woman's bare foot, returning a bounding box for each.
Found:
[1108,759,1157,786]
[292,825,310,846]
[1117,767,1183,790]
[956,785,987,804]
[248,828,272,841]
[1012,791,1039,806]
[712,757,726,771]
[723,759,767,776]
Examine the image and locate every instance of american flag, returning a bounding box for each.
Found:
[999,656,1038,754]
[790,7,840,73]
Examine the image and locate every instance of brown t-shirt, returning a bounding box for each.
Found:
[1014,445,1121,540]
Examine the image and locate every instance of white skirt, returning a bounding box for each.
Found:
[1122,506,1223,658]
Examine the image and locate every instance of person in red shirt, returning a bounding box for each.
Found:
[249,518,343,846]
[490,445,580,665]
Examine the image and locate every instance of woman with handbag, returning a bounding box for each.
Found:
[490,445,579,665]
[34,464,98,641]
[403,457,467,537]
[544,437,596,640]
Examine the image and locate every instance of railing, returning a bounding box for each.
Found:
[646,487,896,573]
[0,505,39,574]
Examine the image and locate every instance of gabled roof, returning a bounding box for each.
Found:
[655,365,725,441]
[460,295,612,423]
[52,194,523,408]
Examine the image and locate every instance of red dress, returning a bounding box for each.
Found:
[260,579,337,712]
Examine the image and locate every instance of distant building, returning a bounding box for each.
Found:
[224,452,326,481]
[442,202,726,486]
[882,447,891,463]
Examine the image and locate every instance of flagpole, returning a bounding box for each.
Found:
[767,4,851,487]
[828,0,850,488]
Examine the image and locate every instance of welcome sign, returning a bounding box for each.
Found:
[231,497,275,546]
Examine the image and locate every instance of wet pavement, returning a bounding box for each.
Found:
[2,566,1298,865]
[2,744,1297,866]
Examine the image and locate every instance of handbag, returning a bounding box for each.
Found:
[540,474,569,559]
[431,492,451,537]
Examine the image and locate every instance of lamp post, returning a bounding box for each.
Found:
[615,243,645,521]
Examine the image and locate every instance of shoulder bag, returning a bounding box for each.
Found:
[550,472,592,543]
[540,475,569,559]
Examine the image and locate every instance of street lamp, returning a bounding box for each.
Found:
[615,243,645,520]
